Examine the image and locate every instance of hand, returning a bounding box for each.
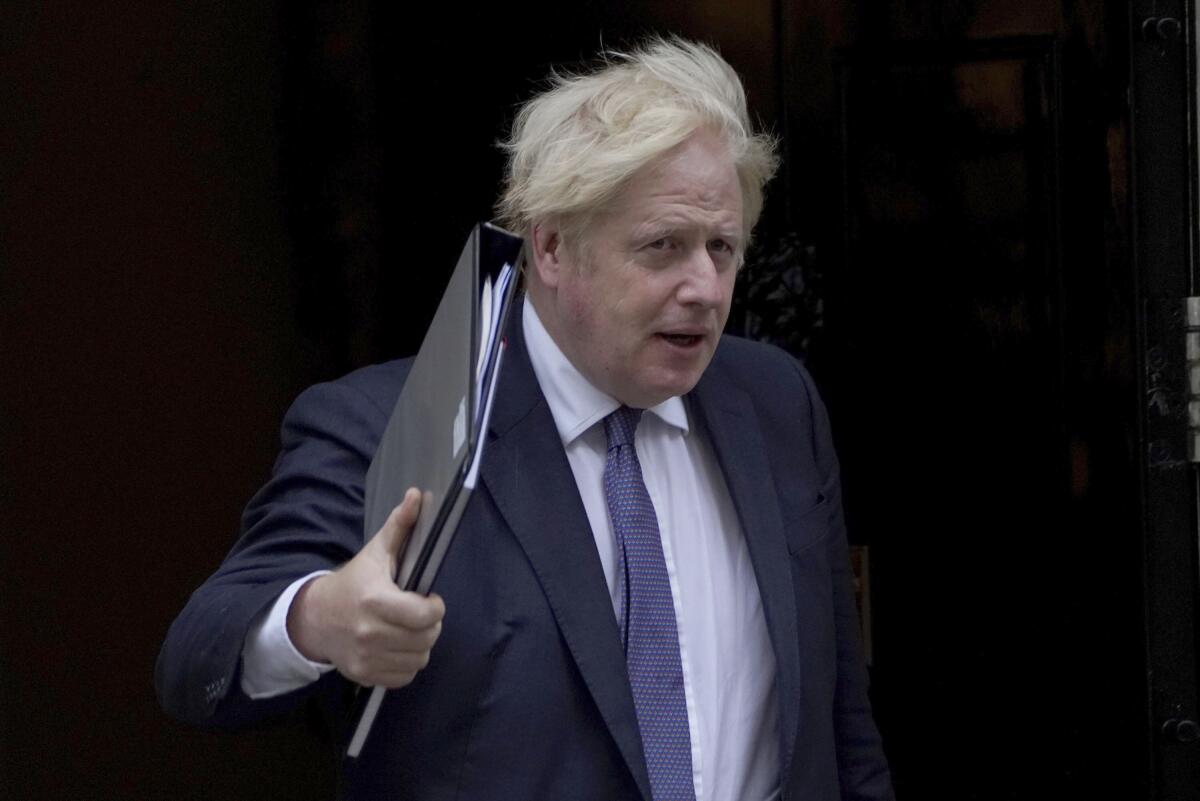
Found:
[287,487,445,687]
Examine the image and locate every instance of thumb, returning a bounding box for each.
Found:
[371,487,423,563]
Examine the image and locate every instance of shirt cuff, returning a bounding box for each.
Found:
[240,571,336,699]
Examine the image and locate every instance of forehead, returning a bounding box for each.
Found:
[600,130,743,230]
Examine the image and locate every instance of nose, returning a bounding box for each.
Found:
[676,247,726,309]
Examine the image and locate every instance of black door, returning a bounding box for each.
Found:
[770,1,1200,798]
[1130,1,1200,798]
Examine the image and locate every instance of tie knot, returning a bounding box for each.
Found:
[604,406,644,450]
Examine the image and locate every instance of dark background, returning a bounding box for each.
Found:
[2,1,1195,799]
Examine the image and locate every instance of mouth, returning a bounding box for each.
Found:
[657,331,706,349]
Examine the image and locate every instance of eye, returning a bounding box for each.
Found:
[646,237,671,251]
[708,239,735,255]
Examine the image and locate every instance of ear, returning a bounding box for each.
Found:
[529,221,566,290]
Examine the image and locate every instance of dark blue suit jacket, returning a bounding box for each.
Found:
[156,305,893,801]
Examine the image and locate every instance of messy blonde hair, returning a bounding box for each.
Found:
[496,37,778,255]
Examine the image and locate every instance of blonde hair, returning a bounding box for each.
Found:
[496,37,778,252]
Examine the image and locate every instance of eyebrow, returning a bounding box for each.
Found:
[631,219,743,243]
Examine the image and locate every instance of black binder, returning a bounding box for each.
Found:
[348,222,522,757]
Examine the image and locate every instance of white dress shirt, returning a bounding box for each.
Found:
[241,297,780,801]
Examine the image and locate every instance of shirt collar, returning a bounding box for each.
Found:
[522,295,689,446]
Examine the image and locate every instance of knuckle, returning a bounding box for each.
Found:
[420,627,440,650]
[344,657,366,683]
[418,600,445,627]
[352,620,375,644]
[361,592,386,616]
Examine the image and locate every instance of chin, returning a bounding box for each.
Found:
[630,373,704,407]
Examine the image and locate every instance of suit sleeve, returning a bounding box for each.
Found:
[793,359,896,801]
[155,378,389,728]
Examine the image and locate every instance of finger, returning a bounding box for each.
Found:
[373,590,446,630]
[346,648,434,688]
[342,616,438,665]
[371,487,423,558]
[376,621,442,655]
[346,605,441,651]
[342,662,422,689]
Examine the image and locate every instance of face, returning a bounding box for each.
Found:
[530,129,743,409]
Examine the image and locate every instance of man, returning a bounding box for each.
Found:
[157,37,894,801]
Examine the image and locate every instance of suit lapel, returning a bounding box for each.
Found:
[690,362,803,781]
[479,304,654,801]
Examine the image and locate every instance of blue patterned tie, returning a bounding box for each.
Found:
[603,407,696,801]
